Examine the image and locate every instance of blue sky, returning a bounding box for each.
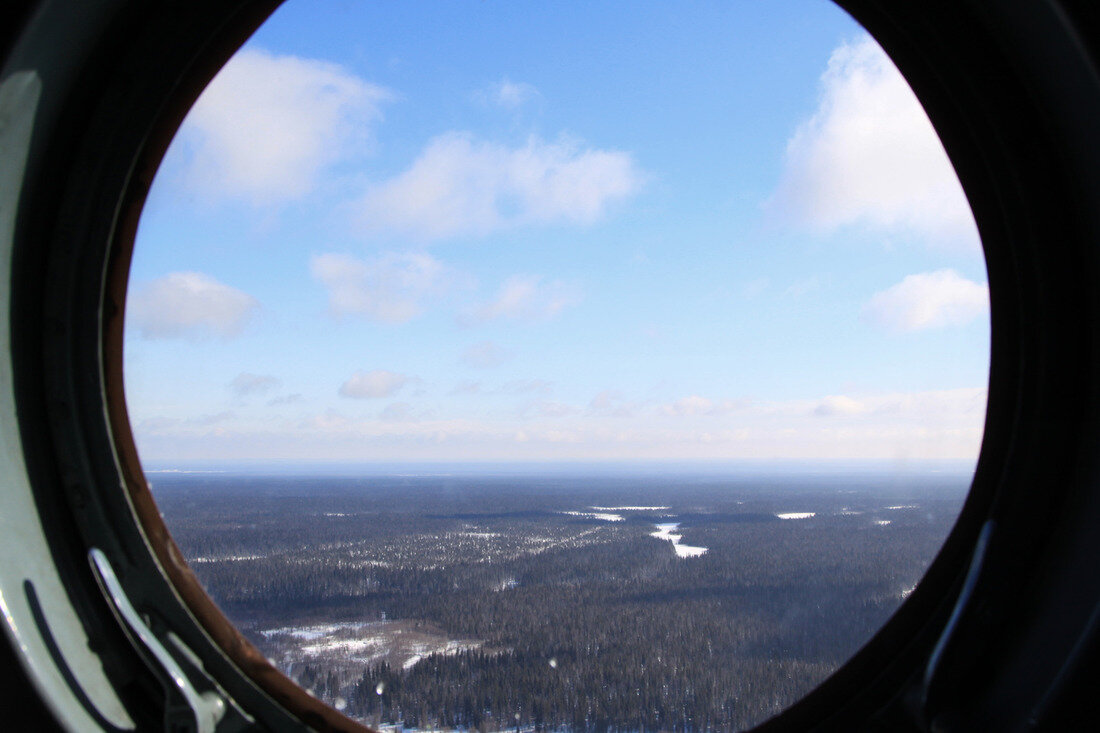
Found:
[124,1,990,465]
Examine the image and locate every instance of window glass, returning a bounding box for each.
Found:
[126,2,988,729]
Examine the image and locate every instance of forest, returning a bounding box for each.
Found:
[152,470,968,731]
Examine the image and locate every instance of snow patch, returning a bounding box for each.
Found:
[560,510,624,522]
[261,622,374,641]
[190,554,265,563]
[650,523,682,542]
[776,512,816,520]
[649,522,707,558]
[300,637,386,658]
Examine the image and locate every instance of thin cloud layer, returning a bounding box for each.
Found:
[135,386,987,462]
[521,401,578,419]
[806,388,986,420]
[339,370,410,399]
[357,132,645,239]
[662,396,750,417]
[128,272,258,340]
[461,341,511,369]
[771,35,978,248]
[465,275,580,324]
[813,395,868,417]
[863,269,989,332]
[230,372,281,396]
[588,390,635,418]
[173,48,390,205]
[311,252,456,323]
[380,402,418,422]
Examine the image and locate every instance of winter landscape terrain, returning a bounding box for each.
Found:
[153,468,967,731]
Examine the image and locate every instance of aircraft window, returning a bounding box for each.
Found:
[121,2,988,729]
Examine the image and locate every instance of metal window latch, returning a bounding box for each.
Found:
[89,548,229,733]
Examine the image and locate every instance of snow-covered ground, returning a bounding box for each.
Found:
[190,554,265,563]
[649,522,708,558]
[261,621,377,641]
[260,619,482,673]
[776,512,815,520]
[560,510,624,522]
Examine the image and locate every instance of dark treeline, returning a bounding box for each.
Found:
[154,472,967,730]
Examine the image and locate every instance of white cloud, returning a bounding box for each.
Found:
[173,48,390,205]
[813,395,867,417]
[863,269,989,332]
[461,341,511,369]
[230,372,281,396]
[464,275,580,324]
[339,370,409,399]
[128,272,258,340]
[484,79,540,109]
[771,35,978,248]
[311,252,456,323]
[357,132,645,239]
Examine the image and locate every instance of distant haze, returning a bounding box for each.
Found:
[142,458,979,479]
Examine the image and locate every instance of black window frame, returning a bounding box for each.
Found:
[2,1,1099,730]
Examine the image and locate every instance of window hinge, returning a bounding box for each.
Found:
[89,547,234,733]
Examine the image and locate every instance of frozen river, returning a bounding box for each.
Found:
[650,522,708,558]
